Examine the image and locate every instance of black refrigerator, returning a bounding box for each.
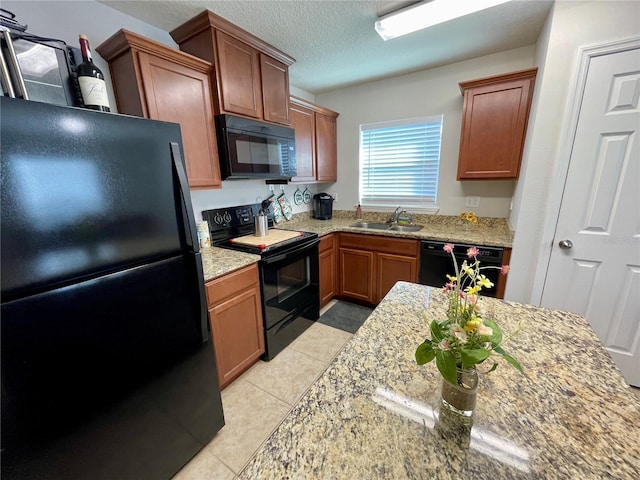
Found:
[0,97,225,479]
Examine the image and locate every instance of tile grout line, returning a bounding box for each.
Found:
[232,332,355,478]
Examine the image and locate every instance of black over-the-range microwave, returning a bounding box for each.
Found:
[0,25,83,107]
[215,114,297,181]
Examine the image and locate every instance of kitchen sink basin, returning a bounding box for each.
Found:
[388,225,424,232]
[350,222,424,232]
[350,222,392,230]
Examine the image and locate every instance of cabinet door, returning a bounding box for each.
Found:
[495,247,511,300]
[138,51,221,188]
[319,235,336,307]
[208,284,264,389]
[215,30,263,119]
[376,252,417,303]
[260,54,290,125]
[458,70,536,179]
[315,112,337,182]
[289,102,316,182]
[339,248,374,304]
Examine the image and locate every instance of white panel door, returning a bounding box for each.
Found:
[541,44,640,386]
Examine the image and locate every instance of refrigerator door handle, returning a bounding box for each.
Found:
[193,253,210,343]
[170,142,199,251]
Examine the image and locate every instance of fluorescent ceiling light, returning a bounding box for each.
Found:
[375,0,512,41]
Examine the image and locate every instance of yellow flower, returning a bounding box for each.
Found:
[466,285,480,295]
[446,274,457,282]
[462,265,474,276]
[477,275,494,289]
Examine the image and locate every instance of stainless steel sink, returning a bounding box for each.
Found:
[389,225,424,232]
[349,222,391,230]
[350,222,424,232]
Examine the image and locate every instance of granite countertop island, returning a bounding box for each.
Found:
[238,282,640,479]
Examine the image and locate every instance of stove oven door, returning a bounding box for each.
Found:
[260,238,319,360]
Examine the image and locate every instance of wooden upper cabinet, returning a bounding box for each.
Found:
[215,31,263,119]
[289,102,316,182]
[457,68,537,180]
[96,29,221,189]
[290,96,339,183]
[260,54,290,125]
[170,10,294,125]
[316,112,338,182]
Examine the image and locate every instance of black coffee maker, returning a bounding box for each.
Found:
[313,193,334,220]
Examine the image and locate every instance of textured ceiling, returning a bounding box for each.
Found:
[99,0,553,94]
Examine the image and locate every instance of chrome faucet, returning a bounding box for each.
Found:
[389,206,403,224]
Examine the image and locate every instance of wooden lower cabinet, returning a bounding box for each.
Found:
[338,233,419,305]
[319,234,337,308]
[339,248,375,303]
[495,247,511,299]
[377,252,418,303]
[205,264,264,389]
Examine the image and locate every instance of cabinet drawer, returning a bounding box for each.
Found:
[205,263,259,306]
[319,233,335,253]
[339,233,418,257]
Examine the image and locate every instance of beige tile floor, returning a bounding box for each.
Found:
[173,301,352,480]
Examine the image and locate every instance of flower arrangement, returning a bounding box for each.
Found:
[415,244,525,385]
[459,211,478,224]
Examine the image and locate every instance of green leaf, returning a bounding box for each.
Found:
[436,350,457,384]
[415,342,436,365]
[483,319,503,345]
[430,320,446,342]
[494,346,528,377]
[461,348,490,368]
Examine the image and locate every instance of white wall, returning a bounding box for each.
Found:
[315,46,536,217]
[507,0,640,303]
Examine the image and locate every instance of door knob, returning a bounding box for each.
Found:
[558,239,573,249]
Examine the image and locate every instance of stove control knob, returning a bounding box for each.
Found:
[213,213,223,225]
[223,212,232,223]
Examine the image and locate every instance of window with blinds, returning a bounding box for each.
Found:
[359,115,443,209]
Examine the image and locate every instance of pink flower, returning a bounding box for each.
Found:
[478,325,494,337]
[467,246,479,258]
[439,339,451,351]
[443,282,455,293]
[501,264,511,275]
[443,243,454,253]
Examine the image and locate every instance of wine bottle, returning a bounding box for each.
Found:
[77,34,110,112]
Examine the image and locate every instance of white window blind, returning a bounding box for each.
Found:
[359,115,443,208]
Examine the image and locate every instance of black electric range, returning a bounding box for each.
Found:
[202,204,320,360]
[203,203,318,255]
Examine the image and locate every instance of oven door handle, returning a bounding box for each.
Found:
[262,238,320,264]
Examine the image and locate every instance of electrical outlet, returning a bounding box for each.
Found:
[464,196,480,208]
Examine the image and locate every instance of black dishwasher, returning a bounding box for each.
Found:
[418,241,503,297]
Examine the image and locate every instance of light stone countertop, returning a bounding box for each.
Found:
[278,210,514,248]
[237,282,640,480]
[200,211,513,282]
[200,247,260,282]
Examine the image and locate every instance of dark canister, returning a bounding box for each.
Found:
[313,193,334,220]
